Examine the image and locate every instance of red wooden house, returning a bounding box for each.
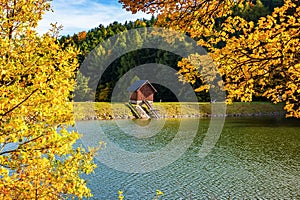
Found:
[127,80,157,105]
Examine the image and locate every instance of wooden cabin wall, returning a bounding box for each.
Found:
[130,92,137,101]
[137,84,154,101]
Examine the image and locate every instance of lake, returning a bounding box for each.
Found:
[74,117,300,199]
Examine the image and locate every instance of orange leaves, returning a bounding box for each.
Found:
[121,0,300,117]
[120,0,236,43]
[77,31,87,42]
[195,85,210,93]
[212,0,300,117]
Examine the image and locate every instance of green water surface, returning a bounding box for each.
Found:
[75,117,300,199]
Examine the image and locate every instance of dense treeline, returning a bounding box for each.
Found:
[61,0,284,102]
[63,17,197,102]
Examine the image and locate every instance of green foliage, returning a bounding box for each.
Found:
[59,1,286,104]
[260,0,284,11]
[73,71,94,102]
[60,3,286,103]
[119,0,300,117]
[233,0,271,22]
[63,18,203,102]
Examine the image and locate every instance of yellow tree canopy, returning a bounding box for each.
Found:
[0,0,96,199]
[119,0,300,117]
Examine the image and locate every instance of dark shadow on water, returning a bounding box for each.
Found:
[224,116,300,128]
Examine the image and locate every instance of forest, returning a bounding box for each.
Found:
[63,0,285,102]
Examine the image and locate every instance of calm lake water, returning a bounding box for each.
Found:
[74,117,300,199]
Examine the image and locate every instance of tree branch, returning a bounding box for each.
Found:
[0,88,38,117]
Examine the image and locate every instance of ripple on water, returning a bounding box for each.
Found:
[77,117,300,199]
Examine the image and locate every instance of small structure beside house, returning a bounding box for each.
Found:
[126,80,159,119]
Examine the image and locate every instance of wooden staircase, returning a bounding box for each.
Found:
[126,103,150,119]
[135,104,151,119]
[125,103,141,118]
[125,101,160,119]
[143,100,160,118]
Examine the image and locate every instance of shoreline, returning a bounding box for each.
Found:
[77,112,286,121]
[73,102,286,121]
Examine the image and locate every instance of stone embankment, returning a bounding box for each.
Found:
[76,107,285,121]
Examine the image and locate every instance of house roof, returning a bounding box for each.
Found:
[127,80,157,92]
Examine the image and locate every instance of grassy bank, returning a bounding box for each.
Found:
[73,102,285,120]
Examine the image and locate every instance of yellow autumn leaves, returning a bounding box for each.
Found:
[1,0,96,199]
